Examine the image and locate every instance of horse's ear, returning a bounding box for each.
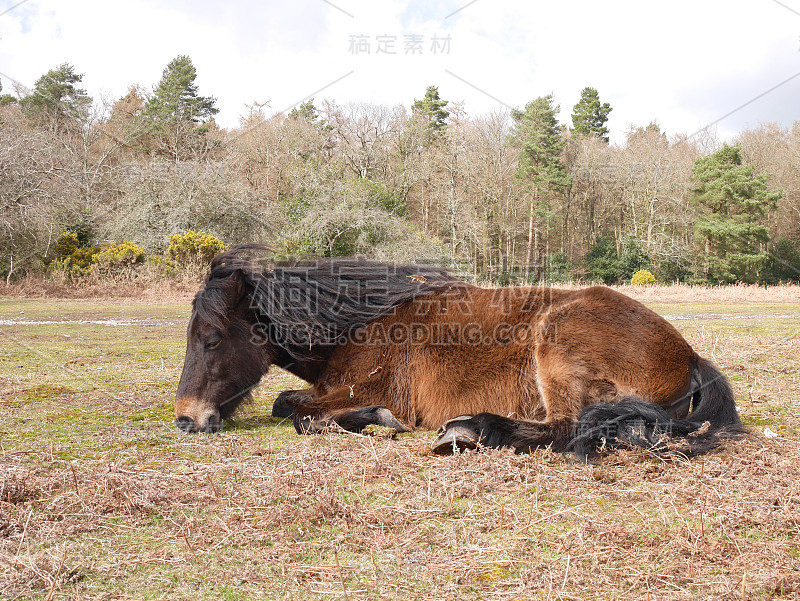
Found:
[224,269,246,305]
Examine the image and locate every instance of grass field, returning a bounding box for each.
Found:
[1,288,799,600]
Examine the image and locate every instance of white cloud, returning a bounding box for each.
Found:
[0,0,797,143]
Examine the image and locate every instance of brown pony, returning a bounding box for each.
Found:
[175,245,745,459]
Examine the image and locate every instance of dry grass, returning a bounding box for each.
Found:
[614,283,800,304]
[1,288,799,600]
[5,273,800,305]
[1,270,199,303]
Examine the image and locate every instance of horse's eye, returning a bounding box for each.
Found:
[204,338,222,351]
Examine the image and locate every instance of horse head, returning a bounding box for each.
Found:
[175,254,275,433]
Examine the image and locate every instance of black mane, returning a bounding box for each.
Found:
[194,245,464,358]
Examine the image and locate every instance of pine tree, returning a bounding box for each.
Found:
[288,98,330,131]
[411,85,449,137]
[145,55,217,124]
[289,99,318,123]
[0,81,17,105]
[692,145,781,283]
[19,63,92,130]
[510,94,569,279]
[571,87,612,143]
[143,55,218,161]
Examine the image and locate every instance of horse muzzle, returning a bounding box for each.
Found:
[174,397,222,433]
[175,414,222,433]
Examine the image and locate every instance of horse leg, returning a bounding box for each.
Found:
[292,385,411,435]
[432,413,576,454]
[271,388,315,418]
[433,335,591,454]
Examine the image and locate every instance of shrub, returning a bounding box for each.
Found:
[619,237,651,280]
[92,240,146,272]
[547,251,573,283]
[147,255,178,277]
[354,178,407,216]
[631,269,657,286]
[655,258,693,283]
[53,231,81,258]
[584,236,621,284]
[168,230,226,266]
[762,236,800,284]
[50,231,100,274]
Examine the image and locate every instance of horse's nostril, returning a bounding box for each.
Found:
[204,415,222,434]
[176,416,196,432]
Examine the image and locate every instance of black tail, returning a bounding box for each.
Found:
[570,357,747,461]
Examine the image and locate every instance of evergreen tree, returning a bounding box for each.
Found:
[691,145,781,283]
[584,235,621,284]
[19,63,91,130]
[289,99,320,124]
[618,236,651,279]
[143,55,219,161]
[288,98,331,131]
[0,81,17,105]
[145,55,217,124]
[411,85,449,137]
[571,87,612,143]
[510,94,569,279]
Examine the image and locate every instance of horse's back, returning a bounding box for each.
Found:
[534,286,695,407]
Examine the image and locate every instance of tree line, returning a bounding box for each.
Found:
[1,55,798,285]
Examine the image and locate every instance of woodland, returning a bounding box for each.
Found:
[1,56,798,285]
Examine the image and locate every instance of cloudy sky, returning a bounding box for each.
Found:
[1,0,798,144]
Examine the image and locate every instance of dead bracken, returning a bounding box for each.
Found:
[1,289,798,600]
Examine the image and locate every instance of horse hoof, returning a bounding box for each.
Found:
[272,393,295,418]
[374,407,411,433]
[431,425,479,455]
[436,415,476,437]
